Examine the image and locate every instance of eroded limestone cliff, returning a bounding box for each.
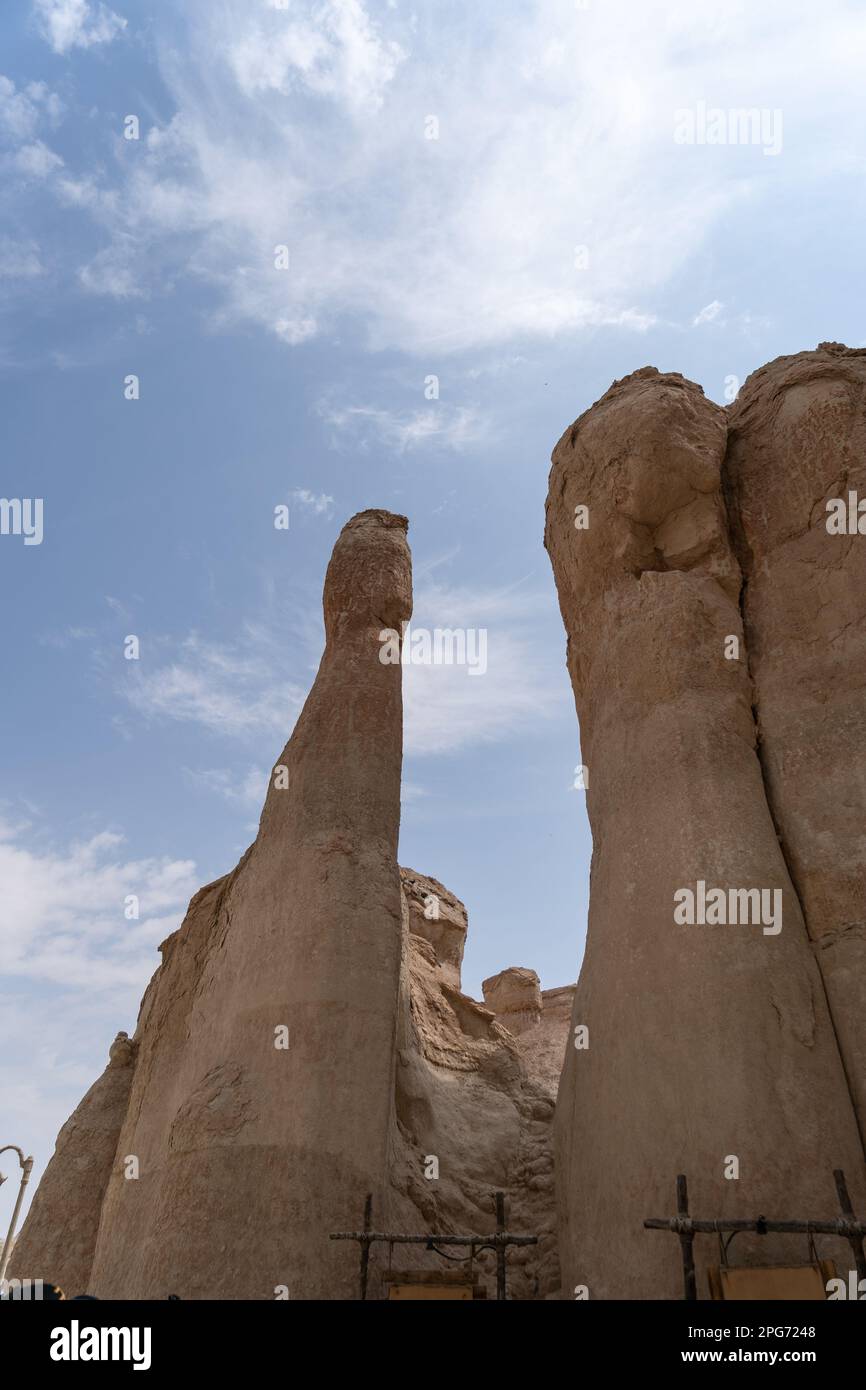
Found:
[6,1032,136,1297]
[16,347,860,1303]
[11,511,571,1300]
[545,351,866,1299]
[387,871,572,1300]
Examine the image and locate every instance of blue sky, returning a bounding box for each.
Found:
[1,0,865,1208]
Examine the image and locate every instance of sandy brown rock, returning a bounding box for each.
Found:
[482,967,542,1032]
[387,900,572,1299]
[725,344,866,1147]
[87,509,411,1299]
[400,866,467,988]
[7,1033,137,1297]
[546,367,866,1299]
[16,508,571,1301]
[519,986,575,1096]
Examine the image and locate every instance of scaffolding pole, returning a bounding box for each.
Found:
[645,1169,866,1300]
[330,1191,538,1301]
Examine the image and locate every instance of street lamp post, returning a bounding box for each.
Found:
[0,1145,35,1285]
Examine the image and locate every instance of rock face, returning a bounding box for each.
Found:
[7,1033,136,1296]
[400,866,467,989]
[386,873,573,1300]
[725,344,866,1148]
[483,967,542,1031]
[12,512,571,1300]
[545,359,866,1299]
[88,509,413,1299]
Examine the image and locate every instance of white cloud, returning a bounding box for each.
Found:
[0,814,197,1224]
[0,75,61,142]
[120,632,307,740]
[289,488,335,517]
[37,624,97,648]
[33,0,126,55]
[228,0,404,113]
[693,299,724,326]
[401,781,429,805]
[0,818,197,990]
[105,594,132,620]
[10,0,866,355]
[13,139,64,178]
[78,236,146,298]
[0,236,44,280]
[402,580,563,756]
[113,575,564,760]
[184,764,267,808]
[320,403,487,452]
[8,2,866,354]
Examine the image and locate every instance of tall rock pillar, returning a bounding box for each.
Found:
[88,509,411,1299]
[545,368,865,1299]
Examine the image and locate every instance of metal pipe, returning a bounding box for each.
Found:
[330,1232,537,1246]
[359,1193,372,1303]
[495,1191,507,1302]
[676,1174,697,1301]
[644,1217,866,1236]
[833,1169,866,1283]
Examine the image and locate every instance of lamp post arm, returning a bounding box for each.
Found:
[0,1146,35,1286]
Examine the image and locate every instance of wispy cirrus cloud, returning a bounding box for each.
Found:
[183,764,268,808]
[403,579,564,756]
[14,1,865,353]
[120,632,307,740]
[318,401,487,453]
[693,299,724,326]
[113,578,565,759]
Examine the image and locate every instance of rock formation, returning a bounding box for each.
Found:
[725,344,866,1147]
[56,508,412,1300]
[11,511,571,1300]
[17,346,861,1304]
[545,356,866,1299]
[388,881,573,1299]
[6,1032,136,1297]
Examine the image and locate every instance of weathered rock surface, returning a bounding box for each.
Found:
[13,513,571,1300]
[7,1033,136,1296]
[386,879,573,1300]
[87,509,412,1299]
[483,967,542,1031]
[400,866,467,989]
[725,344,866,1148]
[546,363,866,1299]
